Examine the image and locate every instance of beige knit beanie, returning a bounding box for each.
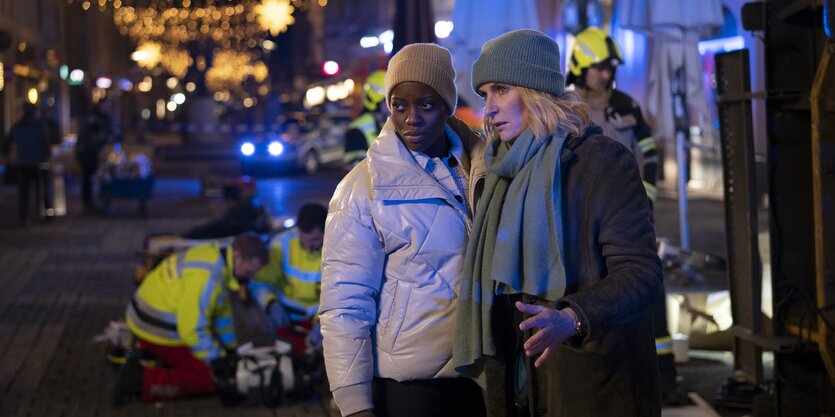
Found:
[385,43,457,115]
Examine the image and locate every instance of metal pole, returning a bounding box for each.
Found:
[676,129,690,252]
[672,65,691,252]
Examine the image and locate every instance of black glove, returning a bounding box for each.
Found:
[211,354,245,407]
[210,352,237,378]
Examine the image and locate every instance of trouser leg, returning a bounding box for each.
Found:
[373,377,485,417]
[35,167,47,220]
[17,167,35,222]
[137,340,215,401]
[38,165,53,219]
[77,154,98,208]
[653,286,677,385]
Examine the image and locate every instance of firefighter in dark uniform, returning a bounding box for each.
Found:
[567,27,684,405]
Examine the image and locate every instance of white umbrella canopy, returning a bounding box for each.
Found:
[618,0,723,146]
[618,0,723,254]
[442,0,540,108]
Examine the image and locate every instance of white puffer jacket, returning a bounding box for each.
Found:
[319,117,485,416]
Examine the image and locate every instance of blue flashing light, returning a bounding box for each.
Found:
[241,142,255,156]
[268,141,284,156]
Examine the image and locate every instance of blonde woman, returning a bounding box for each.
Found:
[454,29,663,417]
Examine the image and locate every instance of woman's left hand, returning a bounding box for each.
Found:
[515,301,578,367]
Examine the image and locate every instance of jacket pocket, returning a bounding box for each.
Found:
[377,280,397,342]
[377,280,412,354]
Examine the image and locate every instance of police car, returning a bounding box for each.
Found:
[239,111,350,176]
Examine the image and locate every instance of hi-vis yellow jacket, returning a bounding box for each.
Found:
[342,112,380,164]
[126,243,238,362]
[251,228,321,323]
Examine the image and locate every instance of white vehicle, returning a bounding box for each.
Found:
[239,111,351,176]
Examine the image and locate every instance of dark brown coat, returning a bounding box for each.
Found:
[485,130,663,417]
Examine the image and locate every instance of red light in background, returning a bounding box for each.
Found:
[322,60,339,76]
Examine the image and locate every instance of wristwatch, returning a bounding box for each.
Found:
[564,307,583,337]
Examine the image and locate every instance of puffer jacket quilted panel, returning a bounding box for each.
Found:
[319,117,485,415]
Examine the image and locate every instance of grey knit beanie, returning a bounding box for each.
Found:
[472,29,565,97]
[385,43,457,115]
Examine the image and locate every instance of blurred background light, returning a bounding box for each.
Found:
[27,88,38,104]
[156,99,166,119]
[137,76,153,92]
[378,29,394,44]
[268,141,284,156]
[322,60,339,76]
[360,36,380,48]
[305,86,325,108]
[68,69,85,85]
[172,92,186,104]
[255,0,295,36]
[95,77,112,89]
[434,21,453,39]
[241,142,255,156]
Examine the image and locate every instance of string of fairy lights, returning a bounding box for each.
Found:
[68,0,326,94]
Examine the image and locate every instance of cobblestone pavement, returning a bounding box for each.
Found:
[0,176,339,417]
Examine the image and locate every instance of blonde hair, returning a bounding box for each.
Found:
[483,87,591,141]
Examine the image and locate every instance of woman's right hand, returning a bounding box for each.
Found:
[516,301,578,367]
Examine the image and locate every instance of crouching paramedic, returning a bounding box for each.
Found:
[121,233,268,402]
[250,203,326,354]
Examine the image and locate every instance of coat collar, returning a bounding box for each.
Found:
[367,118,484,202]
[368,119,440,196]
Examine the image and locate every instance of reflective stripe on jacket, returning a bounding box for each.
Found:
[126,244,238,362]
[251,228,322,322]
[585,89,659,203]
